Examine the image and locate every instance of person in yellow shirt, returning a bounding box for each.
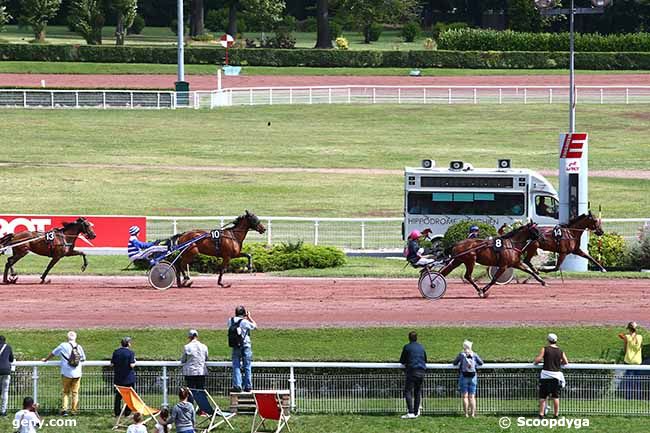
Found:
[618,322,643,365]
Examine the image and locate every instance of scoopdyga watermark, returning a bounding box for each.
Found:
[499,416,590,429]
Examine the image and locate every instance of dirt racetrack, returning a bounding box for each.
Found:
[1,275,648,328]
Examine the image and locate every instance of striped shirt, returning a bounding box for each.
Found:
[127,236,154,258]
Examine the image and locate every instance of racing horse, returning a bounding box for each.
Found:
[522,211,606,273]
[173,211,266,288]
[0,217,96,284]
[439,222,544,297]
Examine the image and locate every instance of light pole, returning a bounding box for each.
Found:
[534,0,611,271]
[175,0,189,103]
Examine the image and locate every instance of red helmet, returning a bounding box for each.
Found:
[408,230,421,240]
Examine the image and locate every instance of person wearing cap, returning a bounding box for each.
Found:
[181,330,208,401]
[127,226,167,262]
[534,333,568,419]
[405,230,434,268]
[110,337,137,417]
[228,306,257,392]
[399,331,427,419]
[467,225,480,239]
[452,340,484,418]
[41,331,86,416]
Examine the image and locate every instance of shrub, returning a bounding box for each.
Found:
[128,14,144,35]
[335,36,348,50]
[191,32,214,42]
[298,16,317,32]
[438,28,650,52]
[432,21,468,40]
[629,237,650,270]
[423,37,435,50]
[178,242,346,273]
[587,232,629,269]
[401,21,420,43]
[205,9,224,32]
[442,221,498,252]
[367,23,382,42]
[279,15,297,32]
[270,27,296,49]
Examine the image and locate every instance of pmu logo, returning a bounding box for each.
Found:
[561,133,587,159]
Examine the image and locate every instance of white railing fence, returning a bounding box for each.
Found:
[203,85,650,108]
[3,86,650,109]
[6,361,650,415]
[147,216,650,250]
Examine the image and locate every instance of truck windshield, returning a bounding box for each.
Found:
[407,192,526,216]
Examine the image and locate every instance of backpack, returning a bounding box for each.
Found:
[228,318,245,348]
[65,343,81,367]
[460,353,476,377]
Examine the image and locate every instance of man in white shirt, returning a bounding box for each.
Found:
[181,329,208,402]
[42,331,86,415]
[13,397,41,433]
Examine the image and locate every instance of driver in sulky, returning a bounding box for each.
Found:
[405,230,435,268]
[126,226,168,263]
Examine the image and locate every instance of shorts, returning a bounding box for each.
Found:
[539,378,560,399]
[459,374,477,395]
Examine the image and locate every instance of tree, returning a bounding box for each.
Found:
[507,0,542,32]
[69,0,105,44]
[190,0,204,36]
[0,1,11,30]
[314,0,332,48]
[221,0,284,36]
[113,0,136,45]
[339,0,419,43]
[19,0,62,41]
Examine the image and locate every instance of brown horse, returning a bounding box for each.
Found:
[173,211,266,288]
[0,217,97,284]
[440,222,545,297]
[523,211,606,273]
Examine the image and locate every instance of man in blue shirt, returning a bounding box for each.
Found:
[399,331,428,419]
[110,337,136,417]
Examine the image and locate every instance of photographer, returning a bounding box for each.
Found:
[13,397,41,433]
[452,340,484,418]
[228,306,257,392]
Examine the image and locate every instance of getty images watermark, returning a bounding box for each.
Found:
[499,416,590,429]
[13,417,78,430]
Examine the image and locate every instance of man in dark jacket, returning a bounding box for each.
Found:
[0,335,14,417]
[110,337,136,417]
[399,331,427,419]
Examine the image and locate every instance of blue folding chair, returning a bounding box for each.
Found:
[189,388,236,432]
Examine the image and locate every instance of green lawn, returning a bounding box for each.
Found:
[1,413,647,433]
[1,106,648,217]
[3,61,650,76]
[1,326,636,362]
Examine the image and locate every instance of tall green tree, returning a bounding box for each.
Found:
[222,0,283,35]
[19,0,62,41]
[340,0,419,43]
[113,0,136,44]
[69,0,105,44]
[314,0,332,48]
[0,1,11,30]
[507,0,541,31]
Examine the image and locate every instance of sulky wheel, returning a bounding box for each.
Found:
[148,261,176,291]
[487,266,514,285]
[418,271,447,300]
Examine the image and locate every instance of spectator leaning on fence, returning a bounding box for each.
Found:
[41,331,86,416]
[534,333,569,419]
[111,337,137,417]
[452,340,483,418]
[0,335,15,417]
[618,321,643,365]
[181,329,208,402]
[13,396,41,433]
[399,331,427,419]
[228,305,257,392]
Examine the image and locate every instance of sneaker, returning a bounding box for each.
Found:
[401,413,417,419]
[61,411,69,417]
[230,387,242,393]
[243,387,252,393]
[198,410,209,417]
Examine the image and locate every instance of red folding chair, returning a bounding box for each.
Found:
[251,391,291,433]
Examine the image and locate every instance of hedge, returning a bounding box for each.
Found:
[3,44,650,69]
[439,28,650,53]
[135,242,346,274]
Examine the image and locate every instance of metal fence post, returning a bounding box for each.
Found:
[448,88,452,104]
[158,92,161,109]
[162,366,168,406]
[103,92,107,109]
[130,92,134,108]
[626,88,629,104]
[347,87,351,104]
[328,88,332,104]
[423,88,426,104]
[173,219,178,235]
[398,88,401,104]
[473,88,477,104]
[32,366,39,403]
[50,91,54,108]
[289,366,296,410]
[269,88,273,105]
[523,88,527,104]
[314,221,319,245]
[372,88,376,104]
[249,88,253,105]
[361,222,366,249]
[267,219,272,245]
[23,91,27,108]
[600,88,604,104]
[309,88,312,104]
[498,88,502,104]
[549,88,553,104]
[289,88,293,105]
[75,92,79,108]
